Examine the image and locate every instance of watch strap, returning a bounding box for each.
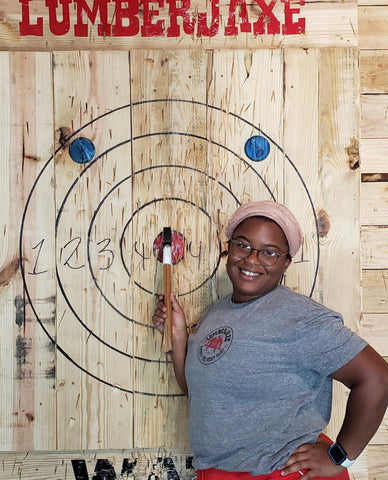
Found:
[340,457,355,468]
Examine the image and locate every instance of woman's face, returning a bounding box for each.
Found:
[226,216,291,303]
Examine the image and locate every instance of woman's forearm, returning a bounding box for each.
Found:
[172,335,188,395]
[332,345,388,460]
[336,369,388,459]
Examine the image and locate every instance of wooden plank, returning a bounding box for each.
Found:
[361,225,388,269]
[10,52,38,451]
[361,182,388,225]
[26,52,57,450]
[284,48,362,326]
[370,412,388,445]
[348,449,368,480]
[314,48,362,446]
[360,50,388,94]
[48,52,87,451]
[0,442,381,479]
[359,6,388,50]
[368,446,388,479]
[0,1,357,51]
[52,51,134,450]
[129,51,173,449]
[362,270,388,313]
[316,48,360,327]
[360,138,388,175]
[348,444,388,480]
[0,449,194,480]
[0,51,14,450]
[129,50,209,449]
[360,313,388,356]
[361,95,388,139]
[2,51,57,451]
[359,1,388,5]
[283,48,319,298]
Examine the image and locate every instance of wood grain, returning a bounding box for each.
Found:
[362,269,388,313]
[0,1,357,51]
[360,138,388,174]
[316,48,361,443]
[359,6,388,50]
[0,449,194,480]
[361,95,388,139]
[0,51,57,451]
[360,50,388,93]
[0,51,15,451]
[283,48,319,298]
[361,225,388,269]
[361,182,388,225]
[360,313,388,356]
[52,50,134,450]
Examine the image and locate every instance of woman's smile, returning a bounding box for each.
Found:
[239,268,261,278]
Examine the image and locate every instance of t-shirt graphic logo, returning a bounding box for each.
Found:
[197,326,233,364]
[204,336,223,352]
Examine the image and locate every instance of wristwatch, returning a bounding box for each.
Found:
[328,443,355,468]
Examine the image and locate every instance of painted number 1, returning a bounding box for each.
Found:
[28,239,48,275]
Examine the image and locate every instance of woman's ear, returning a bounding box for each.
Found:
[284,256,292,270]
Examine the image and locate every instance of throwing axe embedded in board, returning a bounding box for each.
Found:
[162,227,173,353]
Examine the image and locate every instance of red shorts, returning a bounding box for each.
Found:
[197,468,350,480]
[196,434,350,480]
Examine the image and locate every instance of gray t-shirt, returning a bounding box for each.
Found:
[185,285,367,475]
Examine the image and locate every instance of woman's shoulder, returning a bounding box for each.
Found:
[275,285,341,318]
[192,294,232,329]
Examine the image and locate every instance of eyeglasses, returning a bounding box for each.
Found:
[227,239,289,267]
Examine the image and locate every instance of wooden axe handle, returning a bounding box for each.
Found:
[162,263,173,353]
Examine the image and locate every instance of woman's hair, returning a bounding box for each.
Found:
[225,201,303,258]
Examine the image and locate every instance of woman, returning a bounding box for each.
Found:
[152,201,388,480]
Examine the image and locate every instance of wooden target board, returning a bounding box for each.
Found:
[0,49,361,479]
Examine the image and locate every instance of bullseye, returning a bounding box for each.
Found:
[153,230,185,265]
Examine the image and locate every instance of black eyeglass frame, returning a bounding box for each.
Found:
[227,239,289,266]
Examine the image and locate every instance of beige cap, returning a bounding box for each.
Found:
[225,200,303,258]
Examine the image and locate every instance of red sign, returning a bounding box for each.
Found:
[19,0,306,38]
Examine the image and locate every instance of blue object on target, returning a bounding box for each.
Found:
[244,135,270,162]
[69,137,96,164]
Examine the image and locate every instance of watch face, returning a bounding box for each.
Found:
[328,444,347,465]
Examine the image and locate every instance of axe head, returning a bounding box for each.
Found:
[162,227,172,247]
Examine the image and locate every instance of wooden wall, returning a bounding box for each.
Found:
[359,2,388,478]
[0,1,386,479]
